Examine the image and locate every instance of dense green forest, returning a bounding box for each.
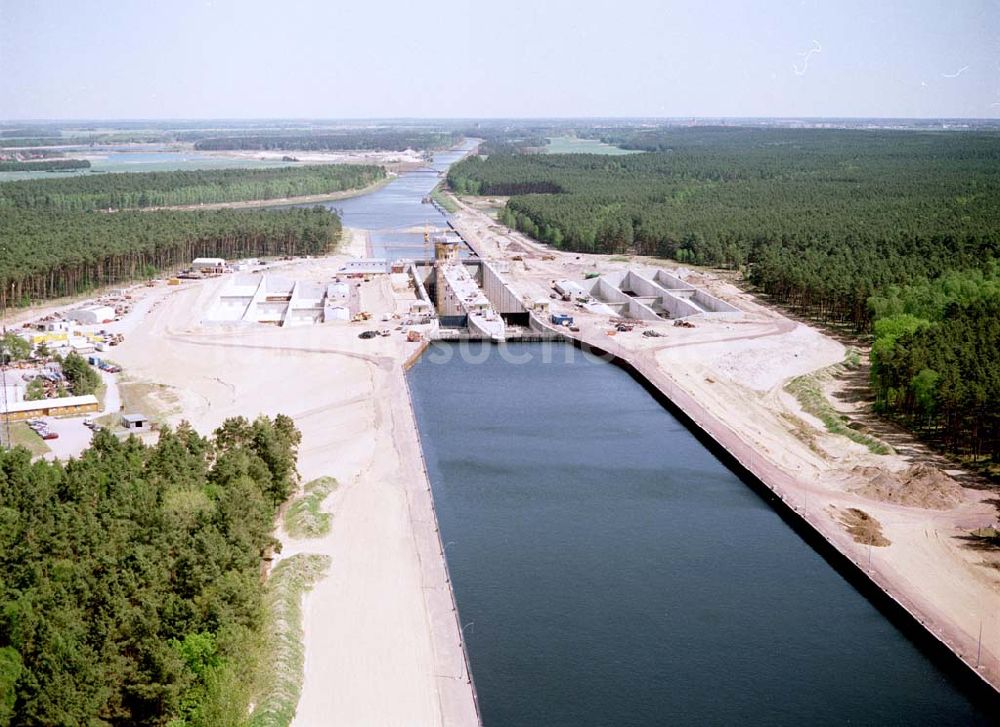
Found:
[448,128,1000,463]
[869,267,1000,461]
[0,134,167,148]
[0,207,340,306]
[1,128,62,138]
[193,131,460,152]
[0,159,90,172]
[0,415,301,725]
[0,165,384,212]
[458,127,551,155]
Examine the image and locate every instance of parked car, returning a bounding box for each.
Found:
[42,432,59,440]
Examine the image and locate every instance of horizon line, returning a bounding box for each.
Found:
[2,115,1000,124]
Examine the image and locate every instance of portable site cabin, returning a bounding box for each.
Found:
[71,339,96,355]
[554,280,587,300]
[122,413,149,431]
[409,300,434,319]
[192,257,227,274]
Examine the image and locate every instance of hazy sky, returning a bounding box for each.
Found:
[1,0,998,119]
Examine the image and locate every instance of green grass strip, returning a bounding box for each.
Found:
[249,554,331,727]
[431,183,459,213]
[786,352,893,455]
[283,477,336,539]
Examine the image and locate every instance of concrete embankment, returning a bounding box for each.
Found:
[398,353,482,725]
[555,330,1000,704]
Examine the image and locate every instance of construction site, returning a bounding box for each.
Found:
[195,220,737,350]
[3,151,995,727]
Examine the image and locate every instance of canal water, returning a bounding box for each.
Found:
[308,139,477,259]
[408,342,991,726]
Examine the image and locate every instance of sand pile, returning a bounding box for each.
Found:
[833,506,891,546]
[851,463,964,510]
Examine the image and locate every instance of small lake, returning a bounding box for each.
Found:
[0,147,292,181]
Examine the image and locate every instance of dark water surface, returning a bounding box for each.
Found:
[409,342,992,726]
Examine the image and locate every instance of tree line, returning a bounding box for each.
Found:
[0,133,167,148]
[0,159,90,172]
[0,165,384,212]
[1,128,62,139]
[0,415,301,725]
[0,206,340,307]
[456,126,552,155]
[869,266,1000,463]
[193,131,460,152]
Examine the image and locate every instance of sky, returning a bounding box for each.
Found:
[1,0,998,119]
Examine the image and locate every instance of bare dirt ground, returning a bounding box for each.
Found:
[449,193,1000,691]
[206,148,429,173]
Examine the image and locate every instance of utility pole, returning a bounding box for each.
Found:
[976,616,983,669]
[0,281,10,450]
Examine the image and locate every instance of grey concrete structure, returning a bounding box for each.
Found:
[586,274,662,320]
[406,263,436,322]
[582,268,740,321]
[481,261,527,315]
[436,262,506,340]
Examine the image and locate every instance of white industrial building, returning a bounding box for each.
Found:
[339,259,391,275]
[204,274,355,326]
[323,282,351,321]
[67,305,116,325]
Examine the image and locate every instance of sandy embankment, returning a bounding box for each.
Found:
[206,148,430,174]
[103,249,476,725]
[448,194,1000,693]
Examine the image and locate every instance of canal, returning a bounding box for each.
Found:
[408,342,991,726]
[308,140,477,259]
